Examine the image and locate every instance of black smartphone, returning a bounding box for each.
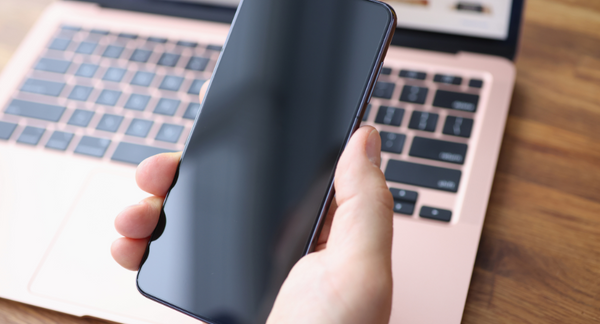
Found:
[136,0,396,323]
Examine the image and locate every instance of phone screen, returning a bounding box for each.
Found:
[137,0,395,323]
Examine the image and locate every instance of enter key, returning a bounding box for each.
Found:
[409,136,468,165]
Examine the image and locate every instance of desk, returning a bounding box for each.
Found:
[1,0,599,323]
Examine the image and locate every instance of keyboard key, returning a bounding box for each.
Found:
[102,67,127,82]
[96,114,124,132]
[35,58,71,74]
[111,142,174,165]
[380,67,392,75]
[469,79,483,88]
[372,81,395,99]
[393,201,415,215]
[206,44,222,51]
[102,45,124,58]
[389,188,418,202]
[0,121,17,140]
[409,136,468,164]
[45,131,74,150]
[154,98,180,116]
[186,56,210,71]
[408,111,438,132]
[443,116,473,138]
[433,90,479,112]
[74,136,111,158]
[75,63,99,78]
[420,206,452,222]
[5,99,65,122]
[96,90,121,106]
[362,104,372,121]
[68,109,94,127]
[147,37,168,43]
[131,71,155,87]
[118,33,138,39]
[188,79,206,95]
[157,53,181,67]
[375,106,404,126]
[124,94,151,111]
[156,123,184,143]
[21,78,65,96]
[90,29,110,35]
[17,126,45,145]
[61,25,81,31]
[68,85,93,101]
[399,85,428,104]
[434,74,462,85]
[385,160,461,192]
[126,119,153,137]
[176,41,198,47]
[130,49,152,62]
[183,103,201,120]
[75,41,97,54]
[48,38,70,51]
[380,131,406,154]
[399,69,426,80]
[159,75,184,91]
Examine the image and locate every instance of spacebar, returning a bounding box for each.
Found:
[111,142,176,165]
[385,159,462,193]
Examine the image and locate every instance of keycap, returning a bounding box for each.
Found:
[111,142,174,165]
[124,94,151,111]
[68,85,93,101]
[389,188,418,202]
[90,29,110,35]
[96,90,121,106]
[61,25,81,31]
[177,41,198,47]
[48,38,70,51]
[432,90,479,112]
[118,33,138,39]
[96,114,124,132]
[45,131,74,150]
[434,74,462,85]
[443,116,473,138]
[131,71,155,87]
[0,121,17,140]
[102,67,126,82]
[372,81,395,99]
[75,41,97,54]
[408,111,438,132]
[74,136,111,158]
[362,104,372,121]
[147,37,168,43]
[5,99,65,122]
[380,67,392,75]
[380,131,406,154]
[157,53,181,67]
[159,75,184,91]
[154,98,180,116]
[126,119,153,138]
[399,85,428,104]
[68,109,94,127]
[385,160,461,192]
[393,201,415,215]
[156,123,184,143]
[102,45,124,58]
[409,137,468,164]
[183,103,200,120]
[186,56,209,71]
[420,206,452,222]
[399,69,426,80]
[375,106,404,126]
[188,79,206,95]
[130,49,152,63]
[35,58,71,74]
[75,63,99,78]
[20,78,65,96]
[206,44,222,51]
[17,126,45,145]
[469,79,483,88]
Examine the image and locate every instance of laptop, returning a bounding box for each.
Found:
[0,0,522,323]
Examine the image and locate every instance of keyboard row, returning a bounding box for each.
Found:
[381,67,483,88]
[388,188,452,222]
[372,83,479,113]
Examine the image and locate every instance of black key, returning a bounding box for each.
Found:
[362,104,372,121]
[375,106,404,126]
[183,103,201,120]
[186,56,209,71]
[147,37,168,43]
[380,131,406,154]
[96,90,121,106]
[90,29,110,35]
[156,123,184,143]
[45,131,74,150]
[159,75,184,91]
[68,109,94,127]
[420,206,452,222]
[74,136,111,158]
[75,41,98,54]
[469,79,483,88]
[124,94,151,111]
[408,111,438,132]
[443,116,473,138]
[177,41,198,47]
[102,67,126,82]
[432,90,479,113]
[68,85,93,101]
[17,126,45,145]
[61,25,81,31]
[389,188,418,202]
[154,98,180,116]
[0,121,17,140]
[21,78,65,96]
[118,33,138,39]
[130,49,152,63]
[75,63,98,78]
[399,69,426,80]
[206,44,222,51]
[399,85,428,104]
[48,38,70,51]
[157,53,181,67]
[385,160,461,192]
[188,79,206,95]
[96,114,124,132]
[380,67,392,75]
[434,74,462,85]
[372,81,395,99]
[102,45,124,58]
[35,58,71,74]
[393,201,415,215]
[111,142,174,165]
[131,71,155,87]
[126,119,153,138]
[5,99,65,122]
[409,136,468,165]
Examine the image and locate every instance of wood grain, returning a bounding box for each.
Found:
[0,0,599,323]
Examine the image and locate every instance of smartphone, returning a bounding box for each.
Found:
[136,0,396,323]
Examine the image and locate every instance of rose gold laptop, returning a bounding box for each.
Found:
[0,0,522,323]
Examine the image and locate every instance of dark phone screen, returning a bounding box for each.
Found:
[137,0,394,323]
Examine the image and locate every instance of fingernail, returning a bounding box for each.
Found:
[366,129,381,167]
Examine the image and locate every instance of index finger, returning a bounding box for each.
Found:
[136,152,182,196]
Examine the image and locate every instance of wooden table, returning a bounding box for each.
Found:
[1,0,599,323]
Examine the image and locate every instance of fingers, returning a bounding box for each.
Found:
[115,196,163,239]
[111,237,149,271]
[199,81,208,103]
[136,152,182,196]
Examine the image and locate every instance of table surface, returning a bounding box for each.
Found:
[1,0,599,323]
